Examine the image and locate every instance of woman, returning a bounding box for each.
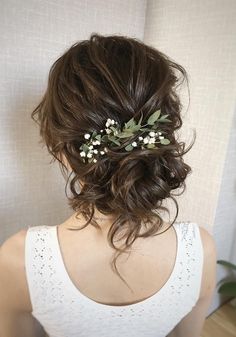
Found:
[0,33,216,337]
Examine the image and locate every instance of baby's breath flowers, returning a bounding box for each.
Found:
[79,109,171,163]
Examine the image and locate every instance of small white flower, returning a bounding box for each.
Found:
[143,137,150,144]
[105,119,112,127]
[138,136,143,141]
[104,147,108,152]
[100,129,104,133]
[87,153,93,158]
[93,140,101,145]
[149,137,156,144]
[100,150,105,155]
[80,151,86,157]
[159,136,164,139]
[93,158,97,163]
[89,145,93,149]
[149,131,156,137]
[84,133,91,139]
[93,149,98,154]
[158,132,162,135]
[105,128,112,134]
[131,141,137,147]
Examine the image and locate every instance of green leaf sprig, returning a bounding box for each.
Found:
[217,260,236,297]
[79,109,171,163]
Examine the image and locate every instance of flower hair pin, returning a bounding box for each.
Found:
[79,109,171,163]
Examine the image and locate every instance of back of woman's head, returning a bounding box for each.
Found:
[31,33,195,288]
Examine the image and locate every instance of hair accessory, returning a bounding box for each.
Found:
[79,109,171,163]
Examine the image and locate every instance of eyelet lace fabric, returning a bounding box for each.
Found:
[25,221,203,337]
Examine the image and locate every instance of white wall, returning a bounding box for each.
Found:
[144,0,236,314]
[211,107,236,312]
[0,0,147,241]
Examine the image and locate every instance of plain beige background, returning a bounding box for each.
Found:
[0,0,236,317]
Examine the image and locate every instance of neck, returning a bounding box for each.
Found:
[69,209,117,229]
[93,208,117,221]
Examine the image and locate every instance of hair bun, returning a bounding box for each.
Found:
[31,33,196,288]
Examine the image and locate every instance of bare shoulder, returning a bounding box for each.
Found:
[0,228,29,269]
[0,228,32,312]
[198,225,217,265]
[198,225,217,299]
[0,228,28,268]
[198,225,217,252]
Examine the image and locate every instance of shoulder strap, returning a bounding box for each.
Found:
[177,222,204,302]
[25,225,58,315]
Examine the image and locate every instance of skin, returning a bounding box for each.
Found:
[0,209,217,337]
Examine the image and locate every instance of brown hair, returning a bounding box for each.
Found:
[31,33,196,291]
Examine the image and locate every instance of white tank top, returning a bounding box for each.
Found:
[25,221,203,337]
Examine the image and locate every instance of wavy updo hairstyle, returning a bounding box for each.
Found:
[31,33,196,290]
